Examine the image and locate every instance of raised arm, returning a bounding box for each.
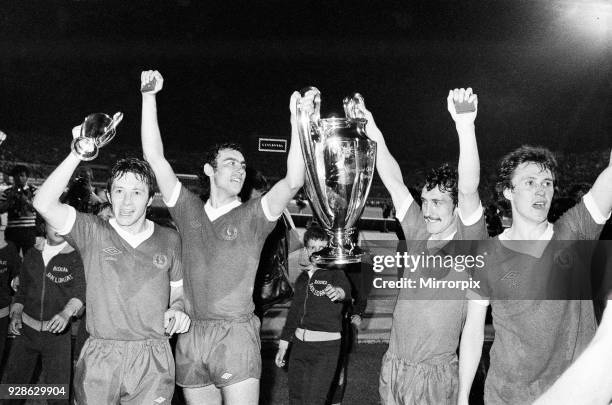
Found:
[448,88,480,218]
[358,107,411,211]
[33,151,81,231]
[262,92,306,218]
[458,300,487,405]
[588,150,612,218]
[534,301,612,405]
[140,70,179,200]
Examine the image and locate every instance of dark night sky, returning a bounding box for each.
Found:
[0,0,610,174]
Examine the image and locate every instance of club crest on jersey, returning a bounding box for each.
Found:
[221,224,238,241]
[153,254,168,268]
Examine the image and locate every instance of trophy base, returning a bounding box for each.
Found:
[310,246,365,265]
[71,138,99,162]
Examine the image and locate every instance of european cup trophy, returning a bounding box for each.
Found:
[71,112,123,161]
[296,87,377,264]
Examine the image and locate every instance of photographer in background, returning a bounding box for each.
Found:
[0,165,37,256]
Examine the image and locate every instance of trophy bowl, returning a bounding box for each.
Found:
[71,112,123,161]
[296,88,377,264]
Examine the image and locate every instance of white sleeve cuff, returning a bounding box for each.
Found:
[458,202,484,227]
[261,195,282,221]
[395,195,414,223]
[466,289,489,306]
[57,206,77,236]
[471,298,490,307]
[163,181,182,208]
[583,191,611,225]
[170,279,183,288]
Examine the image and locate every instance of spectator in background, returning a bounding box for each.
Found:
[276,225,351,404]
[0,165,37,256]
[382,203,392,232]
[328,234,374,405]
[63,167,104,214]
[2,220,84,405]
[0,214,21,378]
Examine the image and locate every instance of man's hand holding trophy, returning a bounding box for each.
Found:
[71,112,123,161]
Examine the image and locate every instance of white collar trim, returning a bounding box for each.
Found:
[205,199,241,221]
[109,218,154,248]
[499,222,554,241]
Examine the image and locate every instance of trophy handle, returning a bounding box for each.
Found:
[343,93,367,120]
[296,87,334,229]
[96,112,123,147]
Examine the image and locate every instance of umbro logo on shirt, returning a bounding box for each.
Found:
[221,373,233,380]
[102,247,122,255]
[501,271,520,288]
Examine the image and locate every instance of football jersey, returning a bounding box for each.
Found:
[388,197,487,362]
[470,196,603,404]
[62,209,182,340]
[167,185,276,320]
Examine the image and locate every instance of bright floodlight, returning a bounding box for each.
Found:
[563,1,611,39]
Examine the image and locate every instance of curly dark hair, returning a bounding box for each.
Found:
[106,158,156,199]
[424,163,458,205]
[496,145,557,196]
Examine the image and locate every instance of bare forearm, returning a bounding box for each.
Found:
[589,163,612,217]
[62,298,83,317]
[375,138,411,209]
[456,123,480,195]
[141,95,165,162]
[169,285,185,312]
[33,153,80,229]
[458,330,484,401]
[285,116,305,192]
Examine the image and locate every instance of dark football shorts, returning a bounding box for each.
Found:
[176,314,261,388]
[74,337,174,405]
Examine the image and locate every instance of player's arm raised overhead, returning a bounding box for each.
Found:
[588,150,612,218]
[140,70,179,201]
[448,87,480,218]
[32,136,82,231]
[357,105,411,213]
[261,91,306,218]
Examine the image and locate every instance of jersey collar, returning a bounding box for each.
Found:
[205,199,241,221]
[109,218,154,248]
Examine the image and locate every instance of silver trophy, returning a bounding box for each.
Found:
[71,112,123,161]
[297,87,377,264]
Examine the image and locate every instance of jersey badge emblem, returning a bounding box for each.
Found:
[221,225,238,241]
[153,254,168,268]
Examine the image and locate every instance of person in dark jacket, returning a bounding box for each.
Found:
[0,216,21,377]
[1,220,85,405]
[275,226,351,405]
